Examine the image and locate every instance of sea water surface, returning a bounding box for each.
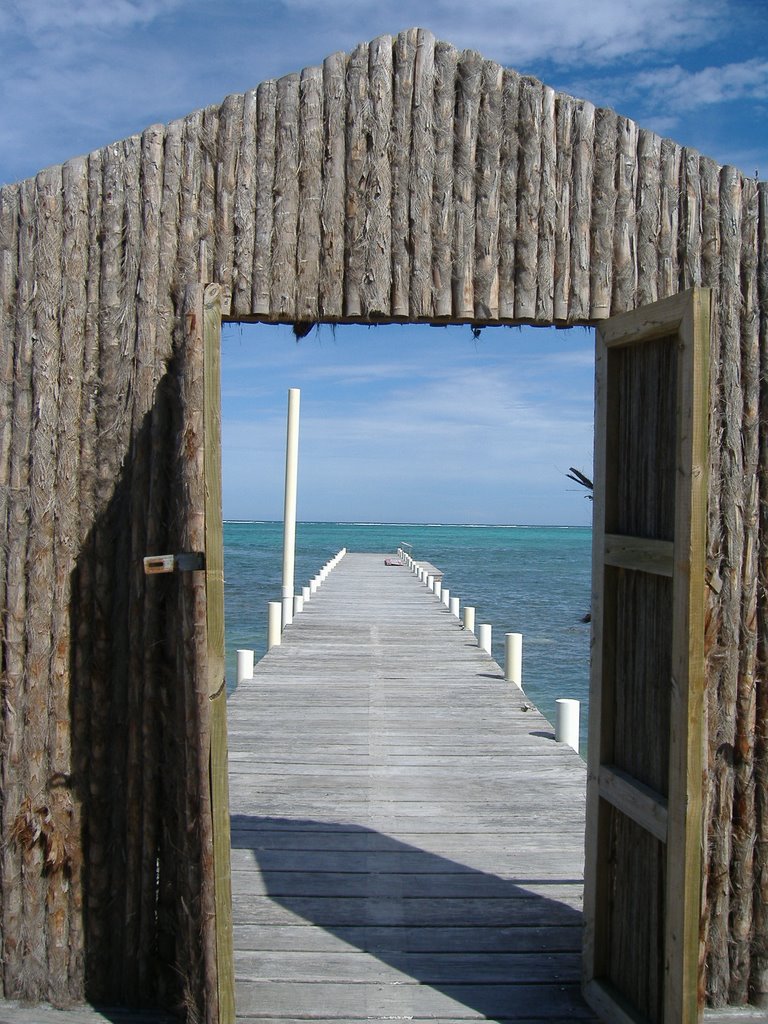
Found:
[224,522,592,750]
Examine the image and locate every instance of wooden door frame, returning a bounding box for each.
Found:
[583,287,711,1024]
[203,282,236,1023]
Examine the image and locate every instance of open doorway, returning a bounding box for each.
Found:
[220,321,595,748]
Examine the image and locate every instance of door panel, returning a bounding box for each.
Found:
[583,288,711,1024]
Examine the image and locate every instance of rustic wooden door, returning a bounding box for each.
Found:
[583,288,711,1024]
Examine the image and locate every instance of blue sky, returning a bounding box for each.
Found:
[2,0,765,524]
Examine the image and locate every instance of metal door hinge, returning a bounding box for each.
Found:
[143,552,205,575]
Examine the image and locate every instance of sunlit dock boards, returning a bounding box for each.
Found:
[227,552,596,1023]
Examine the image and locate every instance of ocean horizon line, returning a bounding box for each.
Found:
[224,519,592,530]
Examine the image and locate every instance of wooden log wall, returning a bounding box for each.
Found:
[0,25,765,1016]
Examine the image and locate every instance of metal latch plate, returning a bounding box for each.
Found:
[143,552,205,575]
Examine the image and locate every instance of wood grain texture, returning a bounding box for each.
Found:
[452,50,482,319]
[319,52,345,319]
[474,60,503,321]
[431,41,458,318]
[390,29,417,318]
[498,68,521,320]
[409,29,435,319]
[296,66,323,322]
[514,77,543,321]
[227,553,594,1023]
[253,80,277,316]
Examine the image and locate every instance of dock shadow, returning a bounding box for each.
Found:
[231,815,596,1021]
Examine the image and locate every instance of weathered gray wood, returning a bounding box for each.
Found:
[681,147,703,289]
[0,1007,175,1024]
[0,179,20,998]
[54,155,89,1001]
[296,66,323,322]
[536,84,557,322]
[363,35,393,319]
[215,92,243,294]
[553,93,574,322]
[178,110,203,288]
[568,98,595,321]
[636,128,662,307]
[452,50,483,319]
[252,80,276,315]
[612,116,638,313]
[755,177,768,1011]
[473,60,503,321]
[706,165,743,1007]
[319,52,345,318]
[390,28,417,318]
[659,137,682,298]
[227,553,592,1022]
[232,89,258,316]
[344,43,369,318]
[514,77,543,321]
[732,175,759,1005]
[409,28,435,319]
[271,74,300,318]
[431,41,458,317]
[589,108,618,319]
[498,68,521,320]
[199,104,219,282]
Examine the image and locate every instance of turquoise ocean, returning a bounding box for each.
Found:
[224,522,593,752]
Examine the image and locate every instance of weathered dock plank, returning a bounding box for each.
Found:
[228,552,595,1022]
[0,1007,175,1024]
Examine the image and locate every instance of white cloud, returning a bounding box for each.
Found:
[0,0,183,36]
[279,0,726,67]
[634,59,768,110]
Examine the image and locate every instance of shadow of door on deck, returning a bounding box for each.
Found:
[231,815,597,1021]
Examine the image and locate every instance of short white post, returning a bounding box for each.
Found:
[450,596,460,618]
[505,632,523,687]
[293,594,304,615]
[268,601,282,649]
[427,575,435,591]
[442,587,450,608]
[281,388,301,630]
[310,578,319,594]
[302,585,311,602]
[435,580,442,600]
[478,623,492,654]
[236,649,254,684]
[556,698,581,752]
[463,606,476,633]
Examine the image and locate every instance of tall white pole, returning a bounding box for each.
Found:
[281,388,300,629]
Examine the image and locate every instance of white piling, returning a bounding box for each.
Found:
[450,596,460,618]
[281,387,301,629]
[302,585,310,602]
[463,606,476,633]
[442,587,450,608]
[310,578,319,594]
[556,699,580,752]
[435,580,442,600]
[236,649,254,684]
[294,594,304,615]
[427,575,435,591]
[505,632,523,687]
[268,601,282,649]
[478,623,492,654]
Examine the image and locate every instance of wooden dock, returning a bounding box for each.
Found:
[228,551,596,1023]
